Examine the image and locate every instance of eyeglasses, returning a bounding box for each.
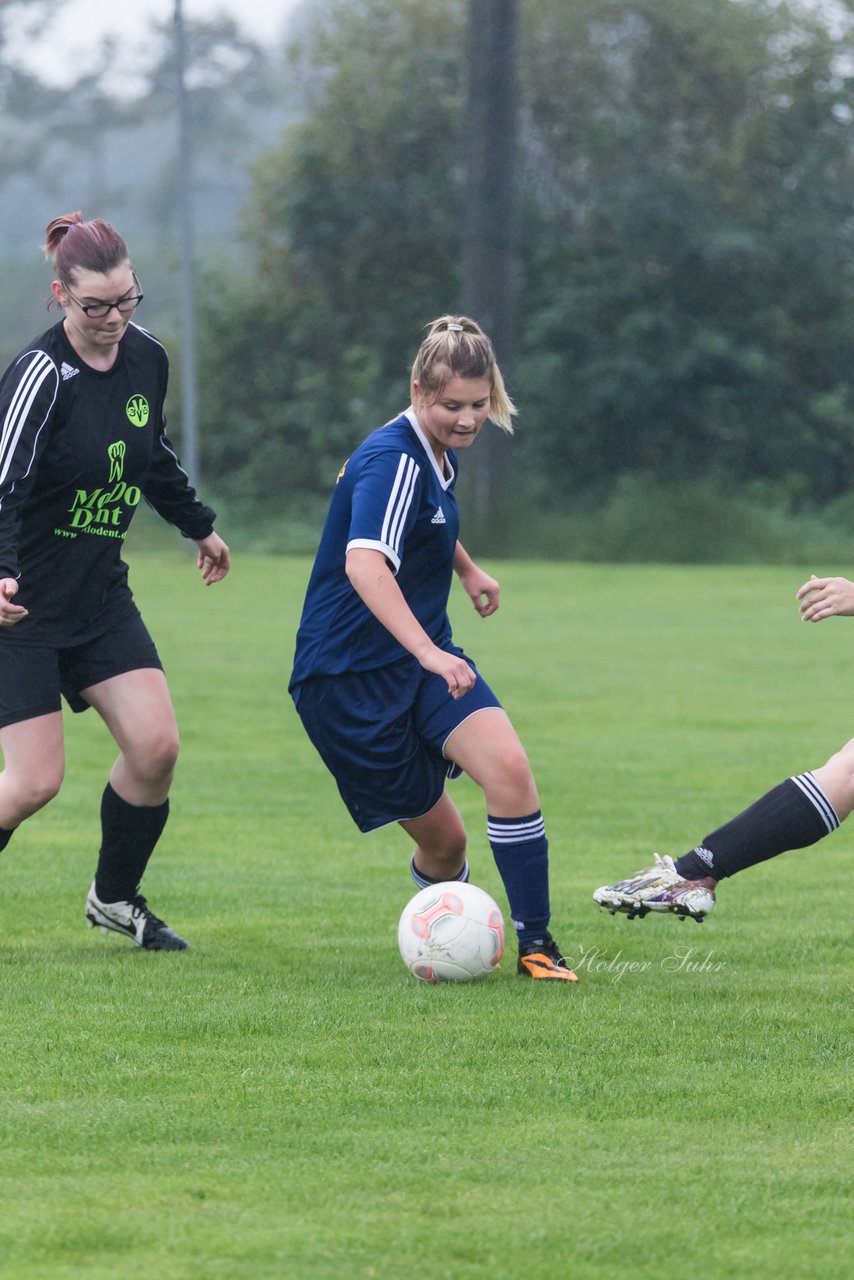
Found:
[63,274,144,319]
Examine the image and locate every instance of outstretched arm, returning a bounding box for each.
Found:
[797,574,854,623]
[345,547,476,699]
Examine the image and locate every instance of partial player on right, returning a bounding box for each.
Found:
[593,573,854,923]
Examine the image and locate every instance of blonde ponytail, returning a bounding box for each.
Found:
[410,315,516,433]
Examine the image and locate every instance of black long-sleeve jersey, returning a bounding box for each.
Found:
[0,319,216,646]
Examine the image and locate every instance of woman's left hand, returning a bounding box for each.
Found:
[796,574,854,622]
[458,565,500,617]
[196,532,231,584]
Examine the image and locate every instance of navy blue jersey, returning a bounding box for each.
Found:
[0,320,215,645]
[290,410,460,686]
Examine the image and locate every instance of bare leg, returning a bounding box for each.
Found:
[0,713,65,828]
[400,791,467,881]
[443,707,538,815]
[811,737,854,821]
[82,668,179,805]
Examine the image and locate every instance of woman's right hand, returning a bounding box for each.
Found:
[420,645,477,700]
[0,578,28,626]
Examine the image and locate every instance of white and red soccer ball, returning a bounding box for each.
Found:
[397,882,505,983]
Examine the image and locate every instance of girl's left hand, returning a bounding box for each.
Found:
[196,532,231,584]
[459,565,500,617]
[796,574,854,622]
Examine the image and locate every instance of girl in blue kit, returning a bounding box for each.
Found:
[290,316,577,982]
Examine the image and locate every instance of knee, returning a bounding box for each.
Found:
[434,829,467,866]
[14,767,64,819]
[420,820,467,868]
[151,729,180,781]
[128,730,180,786]
[488,743,538,810]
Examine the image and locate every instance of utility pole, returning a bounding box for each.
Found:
[174,0,200,483]
[461,0,519,554]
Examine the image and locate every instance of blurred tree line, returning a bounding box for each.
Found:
[4,0,854,560]
[0,0,292,351]
[199,0,854,558]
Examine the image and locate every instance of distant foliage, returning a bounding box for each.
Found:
[198,0,854,558]
[198,0,466,511]
[513,0,854,510]
[5,0,854,558]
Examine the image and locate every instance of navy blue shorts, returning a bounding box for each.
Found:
[0,612,163,728]
[292,651,502,832]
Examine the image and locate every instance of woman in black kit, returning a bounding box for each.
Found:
[0,212,230,950]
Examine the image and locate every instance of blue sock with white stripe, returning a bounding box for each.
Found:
[487,812,550,948]
[410,855,469,889]
[674,773,839,881]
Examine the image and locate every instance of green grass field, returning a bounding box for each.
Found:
[1,549,852,1280]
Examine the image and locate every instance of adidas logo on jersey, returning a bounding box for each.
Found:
[61,362,80,381]
[431,507,446,524]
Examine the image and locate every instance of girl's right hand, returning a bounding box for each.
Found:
[421,645,477,699]
[0,578,28,626]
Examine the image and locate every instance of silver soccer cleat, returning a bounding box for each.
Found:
[593,853,716,922]
[85,882,189,950]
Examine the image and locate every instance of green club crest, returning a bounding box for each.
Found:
[126,394,149,427]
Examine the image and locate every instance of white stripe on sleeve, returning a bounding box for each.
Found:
[381,454,419,560]
[0,352,57,489]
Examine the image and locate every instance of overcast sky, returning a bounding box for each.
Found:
[6,0,304,86]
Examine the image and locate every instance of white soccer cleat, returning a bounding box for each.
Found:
[85,882,189,950]
[593,853,716,922]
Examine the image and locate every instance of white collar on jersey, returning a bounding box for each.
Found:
[403,407,455,490]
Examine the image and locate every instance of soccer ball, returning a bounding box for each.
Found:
[397,882,505,984]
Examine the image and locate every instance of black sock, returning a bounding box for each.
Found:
[0,827,13,854]
[675,773,839,881]
[94,783,170,903]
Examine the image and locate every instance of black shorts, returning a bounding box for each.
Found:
[0,612,163,728]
